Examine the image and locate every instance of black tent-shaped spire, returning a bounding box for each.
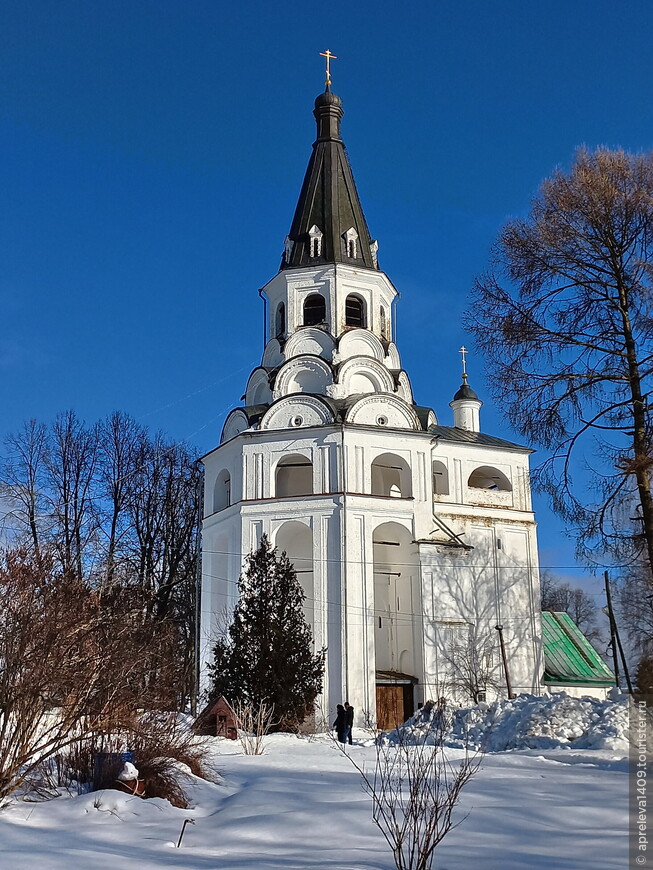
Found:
[281,88,378,271]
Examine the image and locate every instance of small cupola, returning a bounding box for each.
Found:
[450,346,482,432]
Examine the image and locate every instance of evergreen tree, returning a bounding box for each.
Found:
[208,535,325,731]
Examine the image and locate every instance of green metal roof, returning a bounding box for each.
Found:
[541,611,615,687]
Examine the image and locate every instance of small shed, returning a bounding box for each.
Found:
[194,696,238,739]
[541,611,615,699]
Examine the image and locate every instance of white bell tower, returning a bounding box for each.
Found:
[200,82,543,729]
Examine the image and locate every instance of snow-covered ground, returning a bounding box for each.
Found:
[0,697,630,869]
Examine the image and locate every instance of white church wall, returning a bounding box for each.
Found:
[417,517,541,701]
[202,417,542,712]
[336,328,386,363]
[335,266,396,338]
[273,355,334,397]
[345,395,420,429]
[261,395,335,431]
[245,367,273,406]
[260,264,397,347]
[198,509,242,697]
[283,328,336,361]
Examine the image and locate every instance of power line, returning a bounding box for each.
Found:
[200,546,610,573]
[198,566,570,624]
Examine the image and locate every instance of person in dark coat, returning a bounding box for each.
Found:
[344,701,354,745]
[333,704,347,743]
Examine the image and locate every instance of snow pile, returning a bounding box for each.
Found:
[384,693,630,752]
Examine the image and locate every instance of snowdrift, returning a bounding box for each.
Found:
[383,692,630,752]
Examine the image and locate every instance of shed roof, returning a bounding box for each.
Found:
[541,611,615,686]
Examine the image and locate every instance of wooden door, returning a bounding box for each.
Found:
[376,684,404,731]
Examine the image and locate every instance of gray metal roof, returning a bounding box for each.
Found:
[429,424,530,451]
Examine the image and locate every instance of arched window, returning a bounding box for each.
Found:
[276,455,314,497]
[432,460,449,496]
[275,302,286,338]
[371,453,412,498]
[380,307,387,340]
[345,294,366,328]
[303,294,326,326]
[468,466,512,492]
[213,469,231,512]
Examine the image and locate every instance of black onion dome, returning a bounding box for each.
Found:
[453,382,480,402]
[314,89,343,110]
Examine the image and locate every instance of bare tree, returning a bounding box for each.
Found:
[45,411,100,582]
[126,436,201,705]
[540,571,602,644]
[96,411,144,589]
[233,701,276,755]
[127,435,199,615]
[467,148,653,574]
[440,629,503,704]
[617,566,653,660]
[0,549,178,805]
[0,414,202,710]
[340,701,480,870]
[0,419,49,558]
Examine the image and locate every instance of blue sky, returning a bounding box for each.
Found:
[2,0,652,599]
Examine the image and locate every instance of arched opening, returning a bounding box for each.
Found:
[373,522,421,729]
[275,302,286,338]
[275,521,314,630]
[303,294,326,326]
[276,454,313,497]
[371,453,412,498]
[432,460,449,496]
[468,466,512,492]
[213,469,231,512]
[345,294,366,328]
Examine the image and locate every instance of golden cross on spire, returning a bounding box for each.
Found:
[320,49,337,88]
[459,346,469,382]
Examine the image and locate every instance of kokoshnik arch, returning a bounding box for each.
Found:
[199,74,543,729]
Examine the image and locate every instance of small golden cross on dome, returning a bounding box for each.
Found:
[459,345,469,382]
[320,49,337,88]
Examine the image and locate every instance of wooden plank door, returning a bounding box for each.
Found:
[376,684,404,731]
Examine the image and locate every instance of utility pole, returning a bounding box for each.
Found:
[495,624,514,699]
[191,461,204,717]
[604,571,633,695]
